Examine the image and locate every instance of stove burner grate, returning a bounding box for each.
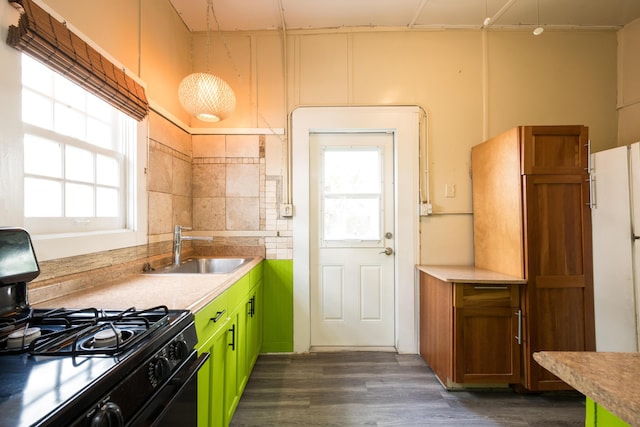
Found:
[0,305,170,356]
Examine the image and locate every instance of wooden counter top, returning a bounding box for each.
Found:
[534,351,640,426]
[32,257,263,313]
[416,265,526,284]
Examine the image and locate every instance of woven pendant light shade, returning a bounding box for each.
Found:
[178,72,236,122]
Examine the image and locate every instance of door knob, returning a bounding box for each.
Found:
[379,247,393,255]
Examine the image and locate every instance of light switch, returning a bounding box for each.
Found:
[445,184,456,198]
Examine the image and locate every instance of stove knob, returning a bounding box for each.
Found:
[90,402,124,427]
[149,356,171,385]
[171,339,190,361]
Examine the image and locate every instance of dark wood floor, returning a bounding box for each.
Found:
[230,351,585,426]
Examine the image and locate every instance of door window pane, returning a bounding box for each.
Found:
[324,198,380,240]
[323,150,380,194]
[322,147,382,242]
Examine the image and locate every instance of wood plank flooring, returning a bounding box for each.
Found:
[230,352,585,426]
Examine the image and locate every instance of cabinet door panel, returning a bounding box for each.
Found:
[521,126,589,174]
[523,174,595,390]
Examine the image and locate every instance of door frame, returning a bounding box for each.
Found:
[292,106,422,354]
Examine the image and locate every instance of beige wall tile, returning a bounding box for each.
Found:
[226,164,259,197]
[226,135,259,158]
[193,197,226,230]
[173,194,192,228]
[172,157,192,197]
[147,146,173,193]
[148,191,173,234]
[193,164,226,197]
[226,197,259,230]
[193,135,226,158]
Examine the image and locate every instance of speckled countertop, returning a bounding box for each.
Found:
[416,265,526,284]
[32,257,263,313]
[534,351,640,425]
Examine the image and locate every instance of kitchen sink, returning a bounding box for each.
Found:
[147,257,252,275]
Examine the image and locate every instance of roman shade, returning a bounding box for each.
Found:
[6,0,149,121]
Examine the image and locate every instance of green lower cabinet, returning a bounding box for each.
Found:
[586,398,630,427]
[224,309,241,425]
[197,316,230,427]
[196,262,265,427]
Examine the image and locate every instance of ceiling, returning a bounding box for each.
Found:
[169,0,640,33]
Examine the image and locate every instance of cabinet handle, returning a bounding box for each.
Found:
[248,296,255,317]
[211,310,226,323]
[229,324,236,351]
[473,286,509,290]
[515,309,522,345]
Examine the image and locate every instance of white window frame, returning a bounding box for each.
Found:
[18,54,148,261]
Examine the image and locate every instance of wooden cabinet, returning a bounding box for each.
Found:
[471,125,595,391]
[454,283,521,384]
[195,262,264,427]
[419,267,523,388]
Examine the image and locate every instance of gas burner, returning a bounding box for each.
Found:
[81,327,134,351]
[6,327,41,348]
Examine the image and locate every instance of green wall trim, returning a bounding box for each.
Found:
[261,259,293,353]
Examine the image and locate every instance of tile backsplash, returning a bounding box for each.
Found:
[148,111,291,259]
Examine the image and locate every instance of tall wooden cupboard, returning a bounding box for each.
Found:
[471,125,595,391]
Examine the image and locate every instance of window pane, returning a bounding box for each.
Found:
[87,93,112,119]
[66,146,94,183]
[87,117,112,149]
[65,183,94,217]
[55,103,86,141]
[54,74,86,111]
[24,178,62,217]
[96,187,119,217]
[324,150,381,194]
[96,155,119,186]
[323,198,380,241]
[24,135,62,178]
[21,55,52,95]
[22,90,53,129]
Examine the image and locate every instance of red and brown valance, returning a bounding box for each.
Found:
[6,0,149,121]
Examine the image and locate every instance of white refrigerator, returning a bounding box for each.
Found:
[591,142,640,352]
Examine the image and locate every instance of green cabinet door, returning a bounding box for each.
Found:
[224,308,241,425]
[197,315,230,427]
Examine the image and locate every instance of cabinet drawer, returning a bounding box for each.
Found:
[456,284,518,308]
[195,292,230,341]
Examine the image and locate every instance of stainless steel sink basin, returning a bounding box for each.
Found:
[147,257,251,275]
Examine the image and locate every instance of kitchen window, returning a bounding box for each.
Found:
[21,54,136,235]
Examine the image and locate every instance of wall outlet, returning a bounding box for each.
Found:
[419,202,432,216]
[280,204,293,217]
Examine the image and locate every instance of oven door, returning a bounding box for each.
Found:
[131,351,209,427]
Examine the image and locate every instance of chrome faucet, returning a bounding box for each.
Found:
[173,225,214,266]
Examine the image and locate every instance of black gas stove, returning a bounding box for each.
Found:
[0,227,206,427]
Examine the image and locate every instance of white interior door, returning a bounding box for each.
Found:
[309,132,395,348]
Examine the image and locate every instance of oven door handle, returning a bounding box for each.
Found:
[149,352,209,427]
